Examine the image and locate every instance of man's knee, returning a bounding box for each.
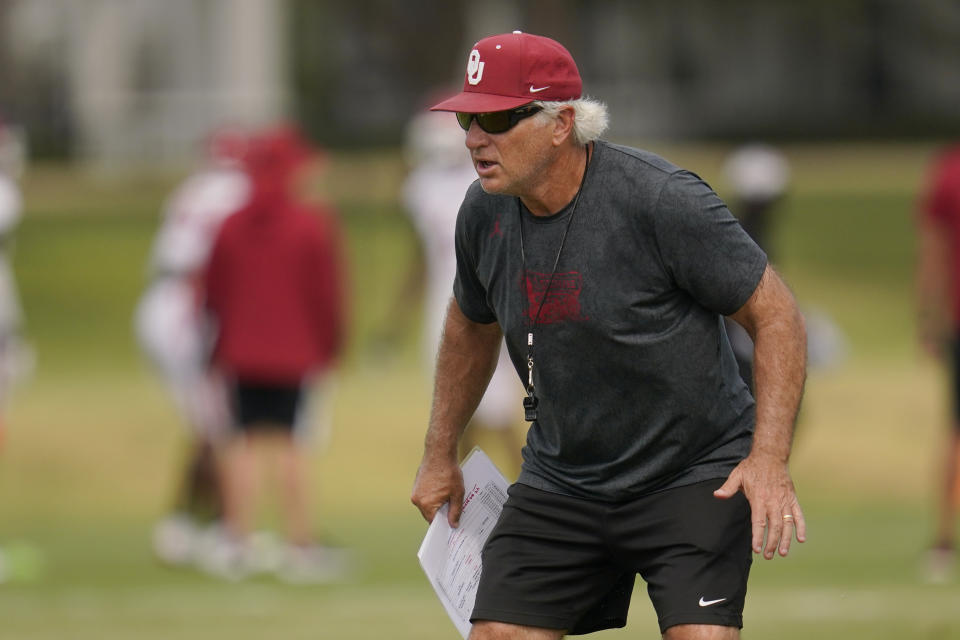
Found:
[662,623,739,640]
[469,620,565,640]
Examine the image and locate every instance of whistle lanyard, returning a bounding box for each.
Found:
[518,144,590,421]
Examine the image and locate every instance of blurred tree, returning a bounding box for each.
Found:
[290,0,465,148]
[0,2,72,158]
[2,0,959,161]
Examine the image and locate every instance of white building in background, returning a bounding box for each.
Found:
[4,0,286,166]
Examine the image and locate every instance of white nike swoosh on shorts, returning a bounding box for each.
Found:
[698,597,727,607]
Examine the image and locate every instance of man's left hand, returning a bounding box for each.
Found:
[714,453,806,559]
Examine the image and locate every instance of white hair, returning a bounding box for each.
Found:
[534,97,609,145]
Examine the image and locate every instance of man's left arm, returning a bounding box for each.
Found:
[715,264,808,559]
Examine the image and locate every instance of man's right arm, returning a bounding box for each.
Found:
[411,297,503,527]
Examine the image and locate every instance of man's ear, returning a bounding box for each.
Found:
[552,107,576,146]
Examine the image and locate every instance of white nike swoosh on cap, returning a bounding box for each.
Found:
[698,597,727,607]
[529,85,551,93]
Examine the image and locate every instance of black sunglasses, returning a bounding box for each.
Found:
[456,105,543,134]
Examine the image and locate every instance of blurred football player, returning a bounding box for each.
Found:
[721,143,792,393]
[722,144,846,393]
[135,126,251,566]
[0,118,34,452]
[402,108,524,474]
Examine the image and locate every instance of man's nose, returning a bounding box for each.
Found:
[464,119,488,150]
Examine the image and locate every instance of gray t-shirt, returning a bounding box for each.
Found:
[454,141,767,500]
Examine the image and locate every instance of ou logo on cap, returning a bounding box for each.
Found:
[466,49,484,85]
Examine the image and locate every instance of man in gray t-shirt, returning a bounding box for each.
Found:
[412,32,807,640]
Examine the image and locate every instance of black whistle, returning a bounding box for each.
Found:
[523,394,539,422]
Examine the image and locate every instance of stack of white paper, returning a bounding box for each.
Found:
[417,448,510,639]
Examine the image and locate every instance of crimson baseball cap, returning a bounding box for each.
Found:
[431,31,582,114]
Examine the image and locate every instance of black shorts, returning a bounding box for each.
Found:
[230,380,304,432]
[471,480,752,635]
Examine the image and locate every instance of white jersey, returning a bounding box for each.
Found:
[403,161,476,354]
[0,175,23,334]
[149,166,250,276]
[403,160,520,428]
[136,165,250,439]
[0,173,33,402]
[0,174,22,235]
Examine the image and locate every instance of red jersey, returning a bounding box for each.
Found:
[921,145,960,326]
[204,193,346,384]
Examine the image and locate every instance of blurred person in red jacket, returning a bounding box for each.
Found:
[201,124,349,582]
[917,143,960,583]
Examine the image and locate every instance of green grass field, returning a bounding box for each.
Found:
[0,142,958,639]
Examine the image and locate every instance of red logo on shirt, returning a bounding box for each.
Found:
[523,270,586,324]
[489,213,503,238]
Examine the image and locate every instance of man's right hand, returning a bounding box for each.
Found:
[411,455,465,527]
[411,299,502,529]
